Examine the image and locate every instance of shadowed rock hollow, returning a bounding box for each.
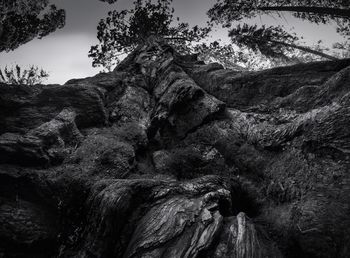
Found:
[1,37,350,258]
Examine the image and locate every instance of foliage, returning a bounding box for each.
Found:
[229,24,337,61]
[217,43,337,72]
[0,0,49,17]
[208,0,350,26]
[89,0,211,70]
[92,0,328,71]
[207,0,348,62]
[230,49,286,71]
[0,65,49,85]
[194,41,281,71]
[0,0,65,52]
[194,41,240,69]
[336,19,350,38]
[163,146,230,180]
[333,41,350,58]
[229,24,298,60]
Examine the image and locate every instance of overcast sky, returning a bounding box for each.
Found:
[0,0,343,84]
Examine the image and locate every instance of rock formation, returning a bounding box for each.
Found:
[0,37,350,258]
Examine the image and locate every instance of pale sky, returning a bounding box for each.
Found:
[0,0,343,84]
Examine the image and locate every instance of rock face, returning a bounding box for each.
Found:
[0,37,350,258]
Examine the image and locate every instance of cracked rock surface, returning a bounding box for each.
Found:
[1,37,350,257]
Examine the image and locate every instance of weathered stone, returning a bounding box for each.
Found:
[77,176,233,258]
[152,145,230,179]
[150,62,225,138]
[68,130,136,179]
[152,149,171,174]
[0,198,58,257]
[213,213,282,258]
[1,38,350,258]
[0,109,83,166]
[188,58,350,111]
[65,71,128,91]
[0,84,107,134]
[109,85,151,128]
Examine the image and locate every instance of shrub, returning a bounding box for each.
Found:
[0,65,49,85]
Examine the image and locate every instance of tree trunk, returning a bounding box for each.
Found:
[269,39,339,60]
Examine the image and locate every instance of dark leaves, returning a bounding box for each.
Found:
[89,0,211,70]
[0,65,49,85]
[229,24,299,60]
[0,0,66,52]
[208,0,350,37]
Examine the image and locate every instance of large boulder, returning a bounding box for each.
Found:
[0,109,83,166]
[0,84,107,134]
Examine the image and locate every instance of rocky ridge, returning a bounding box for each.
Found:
[0,37,350,258]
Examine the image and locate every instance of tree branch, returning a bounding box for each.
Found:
[259,6,350,18]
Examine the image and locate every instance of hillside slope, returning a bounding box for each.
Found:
[1,37,350,258]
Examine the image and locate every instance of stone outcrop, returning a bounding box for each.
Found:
[0,37,350,258]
